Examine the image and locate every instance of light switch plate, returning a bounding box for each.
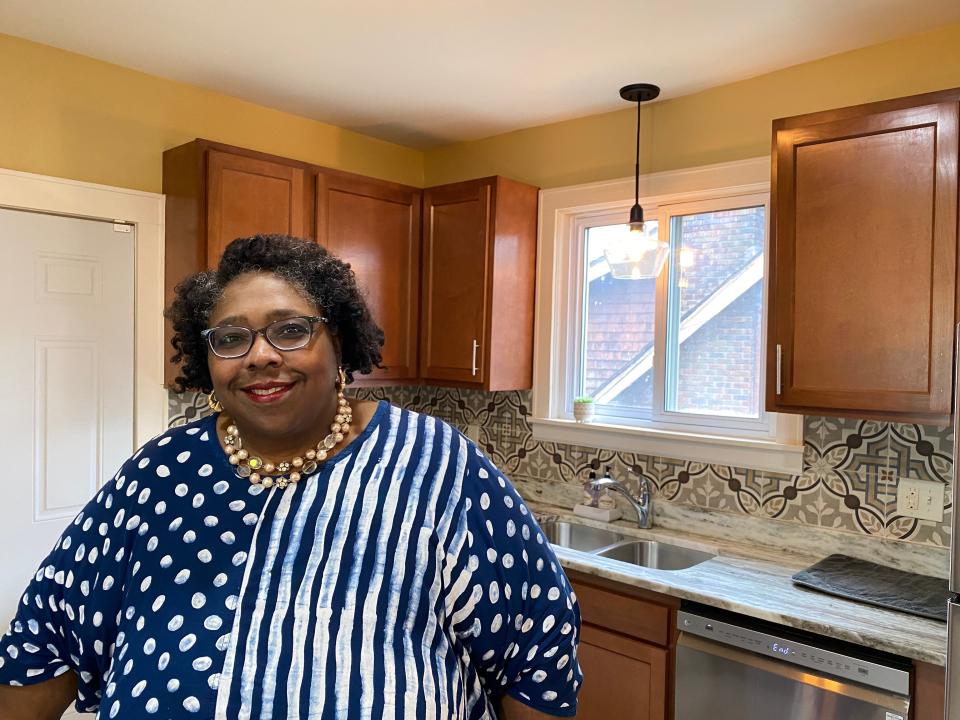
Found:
[465,424,481,443]
[896,478,944,522]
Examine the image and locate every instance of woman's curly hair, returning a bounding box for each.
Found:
[165,234,384,393]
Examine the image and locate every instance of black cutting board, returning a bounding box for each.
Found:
[791,553,949,622]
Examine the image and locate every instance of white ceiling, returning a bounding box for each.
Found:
[2,1,958,148]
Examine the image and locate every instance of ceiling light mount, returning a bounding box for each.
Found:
[619,83,661,103]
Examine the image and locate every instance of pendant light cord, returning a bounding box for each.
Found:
[634,98,641,205]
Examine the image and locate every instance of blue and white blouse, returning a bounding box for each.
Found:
[0,401,582,718]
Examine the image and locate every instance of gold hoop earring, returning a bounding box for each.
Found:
[207,391,223,413]
[336,366,347,392]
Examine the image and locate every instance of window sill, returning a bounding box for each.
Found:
[528,416,803,475]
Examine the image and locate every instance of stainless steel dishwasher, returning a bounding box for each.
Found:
[676,605,912,720]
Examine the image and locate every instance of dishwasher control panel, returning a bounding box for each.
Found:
[678,610,911,696]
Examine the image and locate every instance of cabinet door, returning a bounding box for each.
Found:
[769,97,959,422]
[576,623,667,720]
[206,149,305,266]
[317,172,421,382]
[420,180,491,385]
[915,661,945,720]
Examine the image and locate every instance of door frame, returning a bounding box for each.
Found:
[0,166,167,447]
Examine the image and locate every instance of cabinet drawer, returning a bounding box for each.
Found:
[573,581,671,646]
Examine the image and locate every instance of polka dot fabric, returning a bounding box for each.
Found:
[446,449,582,716]
[0,402,581,718]
[0,421,268,717]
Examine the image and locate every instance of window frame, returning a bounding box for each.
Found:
[531,157,803,474]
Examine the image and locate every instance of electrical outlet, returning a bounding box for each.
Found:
[896,479,944,522]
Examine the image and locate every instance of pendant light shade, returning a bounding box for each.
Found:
[612,82,669,279]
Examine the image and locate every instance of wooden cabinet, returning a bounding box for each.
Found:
[767,88,960,423]
[205,149,306,265]
[163,140,314,387]
[914,661,945,720]
[420,176,538,391]
[164,140,540,392]
[578,624,667,720]
[316,170,422,384]
[568,572,678,720]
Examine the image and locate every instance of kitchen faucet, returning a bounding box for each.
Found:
[588,469,654,529]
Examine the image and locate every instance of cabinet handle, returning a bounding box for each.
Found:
[776,344,782,395]
[471,339,479,377]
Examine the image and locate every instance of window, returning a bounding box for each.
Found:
[580,198,767,431]
[533,158,802,474]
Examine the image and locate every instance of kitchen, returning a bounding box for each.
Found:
[1,3,960,719]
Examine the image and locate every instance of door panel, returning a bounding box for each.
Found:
[420,181,490,384]
[769,98,959,422]
[577,623,667,720]
[0,208,134,629]
[317,173,421,382]
[675,633,909,720]
[206,149,305,265]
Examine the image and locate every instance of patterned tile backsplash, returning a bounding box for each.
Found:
[169,386,953,549]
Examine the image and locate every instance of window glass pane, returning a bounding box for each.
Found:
[581,222,659,413]
[665,206,765,418]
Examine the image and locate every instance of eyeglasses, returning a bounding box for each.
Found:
[201,315,328,359]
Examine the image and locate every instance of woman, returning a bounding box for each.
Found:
[0,234,582,719]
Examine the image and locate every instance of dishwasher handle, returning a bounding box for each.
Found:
[677,632,911,714]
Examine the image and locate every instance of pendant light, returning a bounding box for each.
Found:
[610,82,669,279]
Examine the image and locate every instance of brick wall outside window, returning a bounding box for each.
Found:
[583,207,764,417]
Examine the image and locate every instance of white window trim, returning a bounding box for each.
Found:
[0,166,167,448]
[532,157,803,475]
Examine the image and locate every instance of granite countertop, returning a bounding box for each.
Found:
[533,504,949,666]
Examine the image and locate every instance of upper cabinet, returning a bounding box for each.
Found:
[420,177,538,391]
[162,140,315,387]
[163,141,540,392]
[205,149,307,265]
[767,89,960,424]
[316,170,422,384]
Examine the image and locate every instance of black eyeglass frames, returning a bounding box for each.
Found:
[201,315,328,359]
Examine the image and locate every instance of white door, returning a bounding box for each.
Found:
[0,208,135,712]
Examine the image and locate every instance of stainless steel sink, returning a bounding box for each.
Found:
[540,519,625,552]
[597,540,715,570]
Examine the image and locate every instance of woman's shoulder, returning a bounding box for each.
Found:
[379,401,464,438]
[111,414,222,495]
[142,413,218,454]
[358,400,504,485]
[129,413,222,467]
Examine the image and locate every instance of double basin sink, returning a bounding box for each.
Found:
[541,518,715,571]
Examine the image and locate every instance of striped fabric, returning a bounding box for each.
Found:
[0,401,582,718]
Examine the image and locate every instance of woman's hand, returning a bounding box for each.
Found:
[0,672,76,720]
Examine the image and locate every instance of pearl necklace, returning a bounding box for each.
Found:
[222,395,353,490]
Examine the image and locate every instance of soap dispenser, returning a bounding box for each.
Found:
[581,471,599,507]
[598,467,618,511]
[573,467,623,522]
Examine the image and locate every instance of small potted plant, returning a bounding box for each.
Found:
[573,395,595,423]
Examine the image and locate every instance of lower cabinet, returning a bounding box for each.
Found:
[914,661,945,720]
[577,624,668,720]
[571,572,943,720]
[570,573,678,720]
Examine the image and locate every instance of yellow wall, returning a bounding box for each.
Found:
[4,23,960,195]
[0,33,423,192]
[424,22,960,189]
